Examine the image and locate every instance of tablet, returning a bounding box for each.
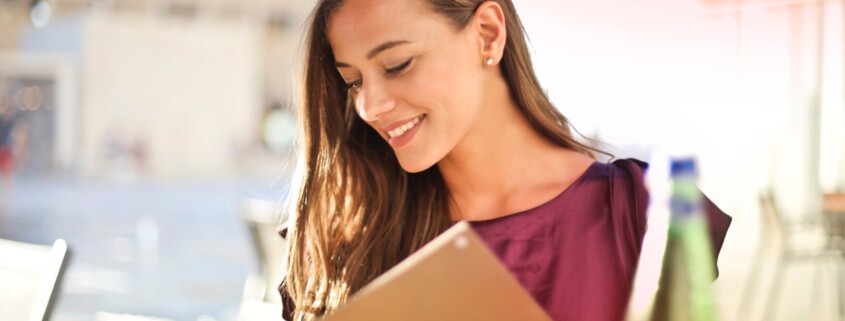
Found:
[318,221,552,321]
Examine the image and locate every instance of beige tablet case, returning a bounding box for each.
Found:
[318,221,552,321]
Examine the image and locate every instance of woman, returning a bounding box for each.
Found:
[280,0,732,320]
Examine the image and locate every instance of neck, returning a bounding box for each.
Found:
[436,77,585,221]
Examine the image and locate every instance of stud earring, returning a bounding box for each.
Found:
[485,57,495,66]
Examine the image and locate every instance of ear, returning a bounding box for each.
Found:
[472,1,506,65]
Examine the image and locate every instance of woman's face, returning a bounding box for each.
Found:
[328,0,488,173]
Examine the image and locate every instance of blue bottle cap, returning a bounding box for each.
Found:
[670,157,697,176]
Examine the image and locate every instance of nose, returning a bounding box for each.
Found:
[354,80,395,122]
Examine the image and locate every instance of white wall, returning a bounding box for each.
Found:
[81,12,264,179]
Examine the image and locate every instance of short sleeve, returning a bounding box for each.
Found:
[612,158,732,278]
[702,195,732,277]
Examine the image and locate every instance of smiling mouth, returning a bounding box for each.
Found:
[386,114,426,138]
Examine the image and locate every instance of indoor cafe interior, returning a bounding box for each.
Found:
[1,0,844,320]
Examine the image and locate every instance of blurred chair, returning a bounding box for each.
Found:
[738,190,840,321]
[237,197,286,321]
[0,238,70,321]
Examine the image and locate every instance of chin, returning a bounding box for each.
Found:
[396,156,436,174]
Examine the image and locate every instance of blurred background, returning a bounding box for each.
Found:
[0,0,842,320]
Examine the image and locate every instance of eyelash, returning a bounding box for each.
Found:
[385,58,413,76]
[346,57,415,91]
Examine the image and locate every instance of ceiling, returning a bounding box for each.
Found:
[1,0,317,22]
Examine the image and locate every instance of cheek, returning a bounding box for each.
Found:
[407,56,479,113]
[405,69,474,135]
[430,66,484,128]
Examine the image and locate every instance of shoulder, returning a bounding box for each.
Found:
[591,158,648,181]
[609,158,649,178]
[591,158,650,249]
[557,158,650,215]
[586,158,650,206]
[607,158,649,204]
[580,158,647,181]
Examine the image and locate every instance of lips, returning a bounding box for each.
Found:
[387,115,425,138]
[385,114,426,149]
[381,114,426,138]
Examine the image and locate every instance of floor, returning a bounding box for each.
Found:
[0,175,286,321]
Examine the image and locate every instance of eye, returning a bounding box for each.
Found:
[385,57,414,76]
[345,79,362,91]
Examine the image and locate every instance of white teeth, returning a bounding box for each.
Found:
[387,115,424,138]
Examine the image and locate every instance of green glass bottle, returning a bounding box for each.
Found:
[663,157,718,321]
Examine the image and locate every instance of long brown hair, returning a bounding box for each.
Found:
[284,1,605,320]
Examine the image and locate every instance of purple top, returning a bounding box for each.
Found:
[280,159,732,321]
[467,159,732,321]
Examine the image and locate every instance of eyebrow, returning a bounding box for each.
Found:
[334,40,411,68]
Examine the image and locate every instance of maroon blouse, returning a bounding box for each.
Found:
[467,159,731,320]
[280,159,732,321]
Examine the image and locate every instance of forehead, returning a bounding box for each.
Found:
[327,0,447,58]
